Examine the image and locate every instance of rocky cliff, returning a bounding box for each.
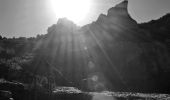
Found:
[33,0,170,93]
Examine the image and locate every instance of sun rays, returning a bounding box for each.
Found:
[49,0,92,25]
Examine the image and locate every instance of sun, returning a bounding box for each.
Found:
[49,0,91,25]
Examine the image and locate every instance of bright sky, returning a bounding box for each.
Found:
[0,0,170,38]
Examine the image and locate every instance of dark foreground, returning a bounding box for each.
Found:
[50,90,170,100]
[1,85,170,100]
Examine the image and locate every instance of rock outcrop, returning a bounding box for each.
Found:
[33,0,170,93]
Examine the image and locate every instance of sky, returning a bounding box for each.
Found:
[0,0,170,38]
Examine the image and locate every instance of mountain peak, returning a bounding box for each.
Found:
[97,14,107,23]
[115,0,128,9]
[56,17,78,31]
[57,18,76,26]
[94,0,136,30]
[107,0,129,17]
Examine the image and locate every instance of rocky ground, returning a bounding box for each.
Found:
[52,87,170,100]
[0,80,170,100]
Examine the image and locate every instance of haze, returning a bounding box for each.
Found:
[0,0,170,38]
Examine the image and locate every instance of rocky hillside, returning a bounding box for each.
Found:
[30,0,170,93]
[1,0,170,94]
[139,13,170,49]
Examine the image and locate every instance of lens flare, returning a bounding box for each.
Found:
[50,0,91,25]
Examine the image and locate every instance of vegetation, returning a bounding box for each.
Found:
[0,2,170,100]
